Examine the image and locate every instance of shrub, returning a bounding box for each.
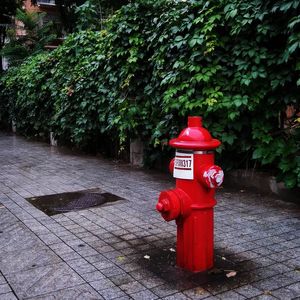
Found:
[1,53,55,136]
[0,0,299,187]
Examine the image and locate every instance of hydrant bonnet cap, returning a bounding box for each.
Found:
[169,116,221,150]
[188,116,202,127]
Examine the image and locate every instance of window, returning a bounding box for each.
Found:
[37,0,56,5]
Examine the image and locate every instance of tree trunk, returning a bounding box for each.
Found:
[0,26,6,72]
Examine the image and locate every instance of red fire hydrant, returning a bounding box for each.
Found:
[156,116,224,273]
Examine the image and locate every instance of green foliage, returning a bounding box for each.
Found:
[50,0,129,32]
[0,0,24,23]
[1,9,56,66]
[75,0,129,31]
[75,1,103,31]
[0,0,24,71]
[0,0,299,188]
[0,53,55,134]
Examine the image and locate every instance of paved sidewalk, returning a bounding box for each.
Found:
[0,133,299,300]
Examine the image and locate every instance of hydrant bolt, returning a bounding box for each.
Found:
[156,202,165,212]
[156,198,171,212]
[161,199,170,211]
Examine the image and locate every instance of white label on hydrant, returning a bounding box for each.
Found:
[173,151,194,180]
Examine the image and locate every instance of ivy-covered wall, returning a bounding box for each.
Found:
[0,0,299,187]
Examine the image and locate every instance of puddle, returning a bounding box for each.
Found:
[138,247,247,290]
[26,188,124,216]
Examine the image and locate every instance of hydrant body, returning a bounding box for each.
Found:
[156,116,224,272]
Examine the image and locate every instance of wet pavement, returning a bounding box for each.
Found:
[0,132,299,300]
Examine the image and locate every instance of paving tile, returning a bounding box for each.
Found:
[204,282,231,296]
[102,250,124,260]
[216,290,246,299]
[0,222,43,254]
[252,275,291,292]
[38,233,62,245]
[285,281,300,294]
[0,246,61,275]
[110,274,136,287]
[57,250,82,261]
[128,269,153,281]
[0,283,11,294]
[250,295,277,300]
[86,254,108,264]
[81,271,105,283]
[119,262,141,273]
[77,247,99,257]
[67,258,97,274]
[92,259,115,271]
[284,258,300,269]
[138,276,165,290]
[150,284,180,298]
[0,277,6,285]
[25,284,102,300]
[0,292,18,300]
[111,242,131,251]
[6,262,84,298]
[98,286,127,300]
[113,296,131,300]
[233,284,263,298]
[90,278,116,291]
[49,243,74,255]
[162,292,190,299]
[271,285,300,299]
[119,281,146,295]
[130,289,159,300]
[101,266,125,278]
[182,287,212,299]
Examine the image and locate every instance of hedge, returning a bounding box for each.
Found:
[0,0,299,187]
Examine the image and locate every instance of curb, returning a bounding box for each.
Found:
[225,169,299,203]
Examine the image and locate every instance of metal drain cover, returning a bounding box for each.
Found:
[26,189,124,216]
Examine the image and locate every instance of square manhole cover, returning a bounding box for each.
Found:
[26,188,124,216]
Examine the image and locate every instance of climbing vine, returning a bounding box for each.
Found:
[0,0,299,187]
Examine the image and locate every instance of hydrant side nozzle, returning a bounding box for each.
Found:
[201,165,224,188]
[156,190,181,221]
